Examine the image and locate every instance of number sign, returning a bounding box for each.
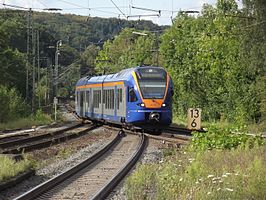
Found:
[53,97,58,105]
[187,108,201,130]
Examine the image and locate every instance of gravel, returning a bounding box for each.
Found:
[0,127,117,200]
[0,101,170,200]
[107,138,166,200]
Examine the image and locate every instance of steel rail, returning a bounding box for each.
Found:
[0,123,83,148]
[144,132,189,145]
[91,133,147,200]
[104,125,191,144]
[1,124,100,154]
[13,133,122,200]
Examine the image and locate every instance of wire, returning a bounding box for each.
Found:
[35,0,48,8]
[56,0,88,9]
[131,6,160,13]
[110,0,127,18]
[2,3,29,10]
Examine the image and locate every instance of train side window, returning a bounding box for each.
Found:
[119,89,122,102]
[111,89,114,109]
[103,90,106,104]
[107,90,109,109]
[76,91,79,105]
[80,91,84,107]
[129,88,137,102]
[86,91,90,105]
[99,90,102,103]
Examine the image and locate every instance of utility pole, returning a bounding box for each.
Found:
[37,30,40,108]
[32,29,36,111]
[26,8,32,102]
[55,40,62,97]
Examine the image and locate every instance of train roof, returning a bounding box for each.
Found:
[76,66,165,86]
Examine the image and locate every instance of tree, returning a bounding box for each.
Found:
[95,28,157,74]
[79,44,100,76]
[160,0,260,123]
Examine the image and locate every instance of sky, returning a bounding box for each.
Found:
[0,0,218,25]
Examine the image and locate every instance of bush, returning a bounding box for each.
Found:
[0,109,52,131]
[125,145,266,200]
[0,85,27,122]
[190,125,264,150]
[0,155,33,182]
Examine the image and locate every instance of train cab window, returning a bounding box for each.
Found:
[136,68,167,99]
[129,88,137,102]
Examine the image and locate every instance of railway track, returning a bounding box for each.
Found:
[104,125,192,145]
[0,123,100,154]
[14,131,146,200]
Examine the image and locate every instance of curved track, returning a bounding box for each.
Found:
[14,132,146,200]
[0,123,100,154]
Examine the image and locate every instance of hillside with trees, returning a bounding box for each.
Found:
[0,9,163,126]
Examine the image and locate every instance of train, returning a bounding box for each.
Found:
[75,66,174,131]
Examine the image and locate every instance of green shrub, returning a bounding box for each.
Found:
[190,125,264,150]
[0,85,27,123]
[0,109,52,130]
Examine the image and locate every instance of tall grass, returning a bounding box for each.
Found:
[0,110,52,131]
[0,155,33,182]
[126,145,266,200]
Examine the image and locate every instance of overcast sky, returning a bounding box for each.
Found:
[1,0,218,25]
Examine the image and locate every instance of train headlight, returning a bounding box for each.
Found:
[162,103,166,107]
[137,103,145,107]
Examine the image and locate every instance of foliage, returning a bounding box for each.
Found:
[96,28,158,74]
[190,125,264,150]
[79,44,100,76]
[126,164,157,200]
[0,21,26,95]
[0,109,52,131]
[125,145,266,200]
[0,155,33,182]
[160,0,265,124]
[0,85,28,123]
[0,9,162,101]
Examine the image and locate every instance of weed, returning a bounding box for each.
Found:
[0,155,33,182]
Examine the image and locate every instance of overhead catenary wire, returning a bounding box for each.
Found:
[110,0,127,18]
[35,0,48,9]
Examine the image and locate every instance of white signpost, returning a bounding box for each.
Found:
[187,108,201,130]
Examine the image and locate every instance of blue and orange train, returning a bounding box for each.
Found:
[75,66,174,131]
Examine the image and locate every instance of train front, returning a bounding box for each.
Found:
[128,66,174,130]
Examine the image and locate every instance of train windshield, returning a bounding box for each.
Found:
[136,68,167,99]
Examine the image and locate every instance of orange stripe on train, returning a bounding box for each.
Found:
[76,81,124,89]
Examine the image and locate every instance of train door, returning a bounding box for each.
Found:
[116,86,126,118]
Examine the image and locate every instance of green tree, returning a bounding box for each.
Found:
[160,0,257,123]
[96,28,157,74]
[79,44,100,76]
[0,85,27,122]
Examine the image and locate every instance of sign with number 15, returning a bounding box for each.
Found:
[187,108,201,130]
